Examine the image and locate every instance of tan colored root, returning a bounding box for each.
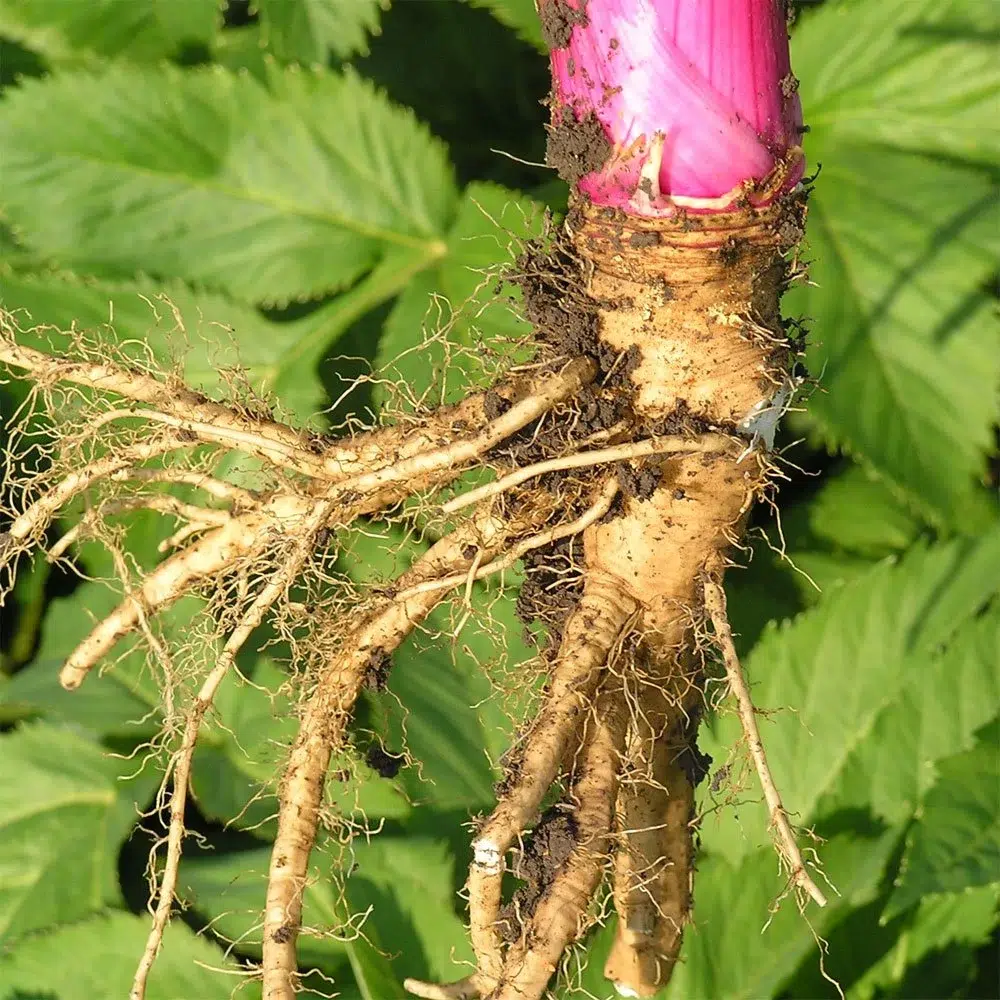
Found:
[467,577,638,987]
[703,572,827,908]
[491,686,626,1000]
[262,512,512,1000]
[330,357,595,502]
[604,686,696,998]
[131,499,335,1000]
[58,492,316,690]
[5,436,198,547]
[1,334,595,494]
[395,478,620,602]
[403,976,484,1000]
[443,434,730,514]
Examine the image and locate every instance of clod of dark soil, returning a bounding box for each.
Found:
[615,460,660,501]
[497,809,578,941]
[546,111,611,189]
[538,0,590,51]
[515,537,585,638]
[365,743,405,778]
[484,389,513,420]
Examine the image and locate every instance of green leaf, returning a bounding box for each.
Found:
[699,529,1000,863]
[180,846,350,975]
[821,604,1000,823]
[190,658,412,838]
[849,885,999,1000]
[789,0,1000,528]
[0,0,219,63]
[798,0,1000,164]
[797,463,925,557]
[662,829,901,1000]
[347,834,474,983]
[258,0,384,62]
[887,719,1000,916]
[339,522,534,810]
[0,910,257,1000]
[3,247,434,427]
[0,64,456,304]
[0,723,144,941]
[465,0,546,52]
[377,182,545,405]
[180,844,406,997]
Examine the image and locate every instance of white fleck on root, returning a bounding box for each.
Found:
[489,684,627,1000]
[703,569,828,908]
[464,575,638,990]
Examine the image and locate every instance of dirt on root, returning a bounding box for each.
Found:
[538,0,589,51]
[615,459,661,501]
[362,647,392,692]
[497,809,578,942]
[515,536,586,643]
[546,111,610,189]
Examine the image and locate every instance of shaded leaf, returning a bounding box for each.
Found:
[258,0,384,62]
[465,0,546,51]
[0,723,147,941]
[377,182,544,405]
[849,885,999,1000]
[0,64,455,303]
[347,834,474,983]
[0,911,256,999]
[180,843,406,997]
[662,829,901,1000]
[887,719,1000,916]
[191,658,412,838]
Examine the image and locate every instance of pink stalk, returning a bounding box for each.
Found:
[543,0,804,215]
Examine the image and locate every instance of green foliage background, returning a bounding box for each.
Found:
[0,1,997,997]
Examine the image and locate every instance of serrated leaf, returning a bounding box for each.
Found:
[821,604,1000,823]
[190,658,412,838]
[788,0,1000,528]
[179,846,351,974]
[798,464,924,557]
[699,529,1000,864]
[465,0,546,52]
[661,830,900,1000]
[347,834,474,983]
[0,64,455,303]
[797,0,1000,163]
[377,182,544,405]
[339,521,534,810]
[0,0,219,63]
[0,910,256,1000]
[887,719,1000,917]
[258,0,384,62]
[0,723,144,941]
[849,884,999,1000]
